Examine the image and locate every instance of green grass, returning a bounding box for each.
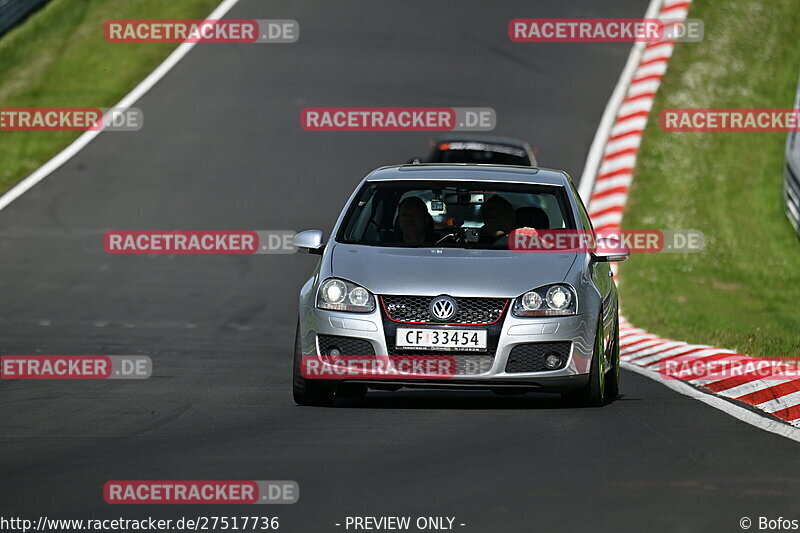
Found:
[620,0,800,358]
[0,0,220,193]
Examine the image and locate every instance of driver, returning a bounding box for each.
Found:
[396,196,433,244]
[480,195,516,243]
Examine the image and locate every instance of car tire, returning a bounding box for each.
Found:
[605,312,620,401]
[562,314,606,407]
[292,322,336,406]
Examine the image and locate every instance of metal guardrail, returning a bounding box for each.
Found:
[786,73,800,238]
[0,0,50,37]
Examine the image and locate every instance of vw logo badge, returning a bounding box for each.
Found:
[429,296,457,321]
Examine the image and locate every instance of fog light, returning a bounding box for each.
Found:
[544,354,562,369]
[328,347,342,356]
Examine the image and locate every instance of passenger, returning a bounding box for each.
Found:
[397,197,433,244]
[480,195,516,243]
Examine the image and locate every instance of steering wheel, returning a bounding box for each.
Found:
[436,226,471,245]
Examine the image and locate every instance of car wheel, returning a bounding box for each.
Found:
[605,312,620,401]
[292,322,335,406]
[562,314,606,407]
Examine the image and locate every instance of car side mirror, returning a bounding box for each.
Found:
[591,237,629,262]
[292,230,325,255]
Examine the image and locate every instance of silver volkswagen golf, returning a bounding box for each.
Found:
[292,164,628,406]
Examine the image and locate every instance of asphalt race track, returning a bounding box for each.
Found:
[1,1,799,532]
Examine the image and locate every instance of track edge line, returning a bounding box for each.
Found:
[0,0,243,213]
[622,362,800,443]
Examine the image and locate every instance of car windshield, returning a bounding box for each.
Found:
[337,180,575,249]
[428,142,531,166]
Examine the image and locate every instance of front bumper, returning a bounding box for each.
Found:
[299,305,598,389]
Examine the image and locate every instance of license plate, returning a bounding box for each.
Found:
[396,328,487,351]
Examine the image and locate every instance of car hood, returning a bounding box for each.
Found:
[330,243,579,298]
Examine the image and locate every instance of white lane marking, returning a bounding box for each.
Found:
[646,348,737,369]
[619,334,663,347]
[633,61,668,79]
[620,339,668,355]
[619,331,648,340]
[0,0,244,213]
[691,366,800,387]
[610,116,649,137]
[589,193,631,214]
[632,344,713,366]
[598,154,636,174]
[577,0,664,201]
[681,355,767,383]
[587,212,624,229]
[623,362,800,441]
[716,378,796,400]
[756,391,800,414]
[621,341,686,361]
[604,135,642,156]
[641,45,673,63]
[619,333,660,344]
[626,78,663,97]
[592,176,633,195]
[617,97,655,118]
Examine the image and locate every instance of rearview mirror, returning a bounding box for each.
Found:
[591,237,629,262]
[292,230,325,255]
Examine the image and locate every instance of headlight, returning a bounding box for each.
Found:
[348,287,370,306]
[317,278,375,312]
[512,284,576,317]
[546,285,572,310]
[521,291,543,310]
[321,279,346,304]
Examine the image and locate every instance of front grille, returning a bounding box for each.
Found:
[317,334,375,356]
[381,295,508,325]
[505,342,571,373]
